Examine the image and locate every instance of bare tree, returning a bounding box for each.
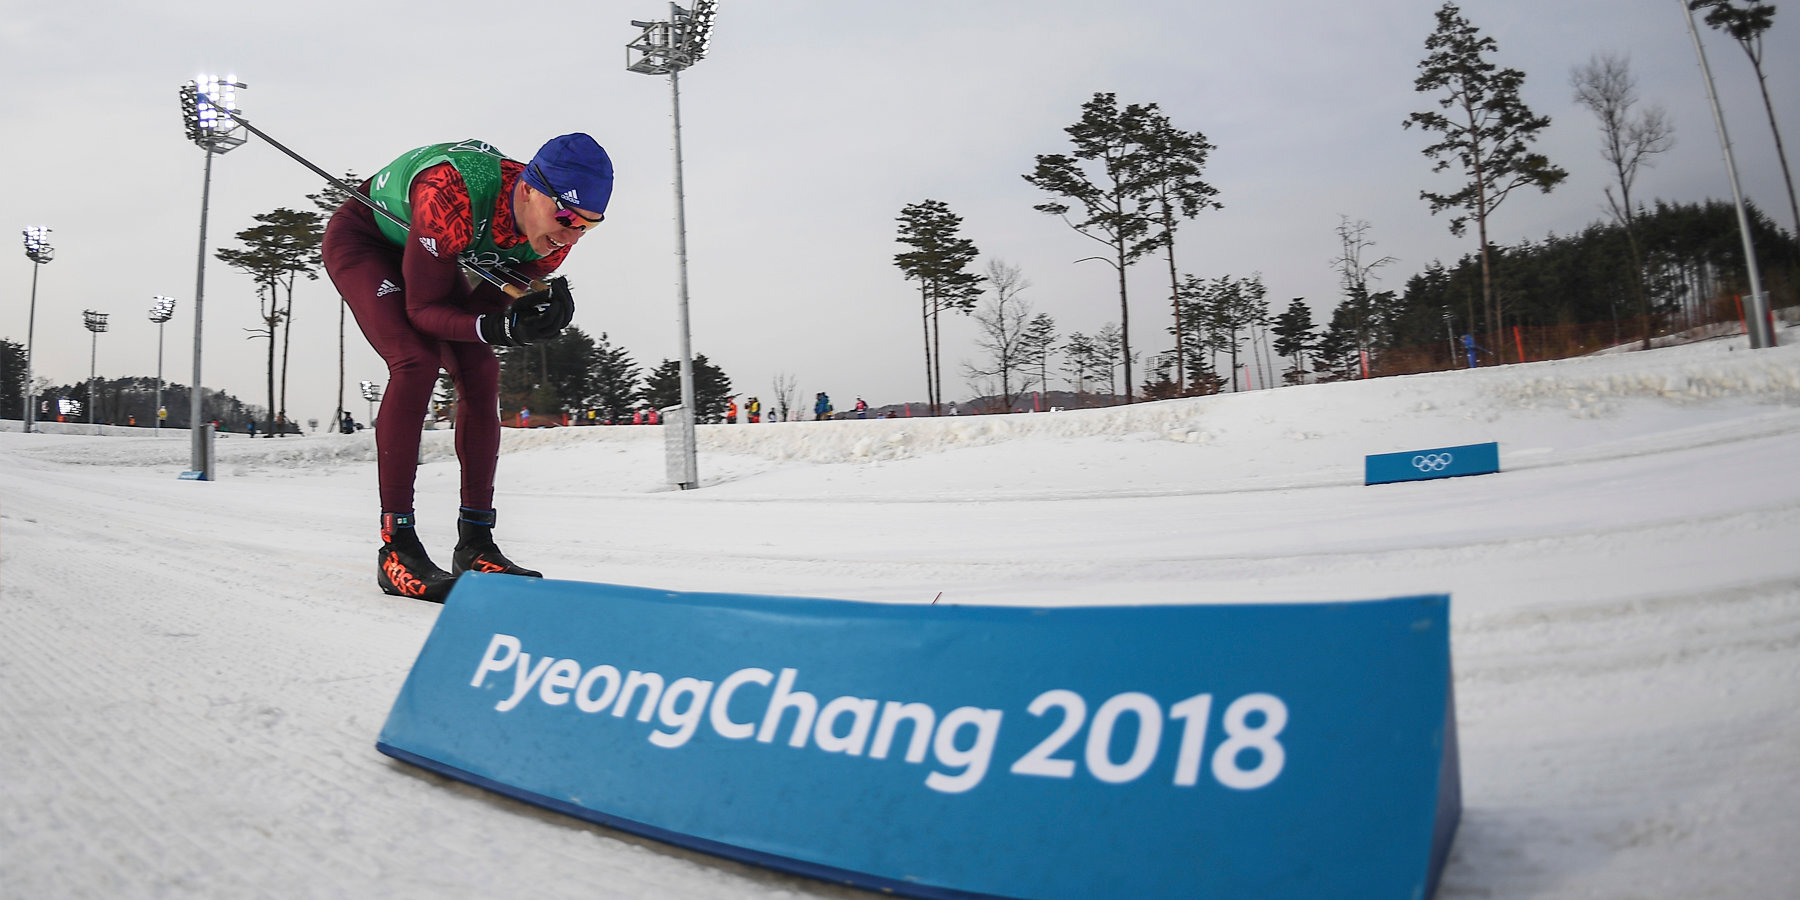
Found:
[1572,53,1675,347]
[771,371,798,423]
[1331,216,1398,355]
[1061,332,1101,405]
[962,260,1036,412]
[1094,322,1129,399]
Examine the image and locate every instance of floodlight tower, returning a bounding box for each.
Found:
[20,226,53,432]
[149,296,177,434]
[83,310,109,433]
[178,75,247,474]
[627,1,717,490]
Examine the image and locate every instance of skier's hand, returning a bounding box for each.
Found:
[535,276,575,332]
[478,289,563,346]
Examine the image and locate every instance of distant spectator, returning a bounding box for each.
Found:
[854,397,868,419]
[747,396,761,423]
[814,391,832,421]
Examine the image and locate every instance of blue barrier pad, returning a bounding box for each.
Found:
[378,576,1460,899]
[1366,441,1500,485]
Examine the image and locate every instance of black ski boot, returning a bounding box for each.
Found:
[377,512,459,602]
[451,508,543,578]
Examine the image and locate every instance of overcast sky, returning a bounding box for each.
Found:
[4,0,1795,423]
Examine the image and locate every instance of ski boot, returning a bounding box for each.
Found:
[377,512,458,602]
[451,508,544,578]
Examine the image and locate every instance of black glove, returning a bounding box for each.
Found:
[478,278,576,346]
[537,276,575,332]
[479,295,552,346]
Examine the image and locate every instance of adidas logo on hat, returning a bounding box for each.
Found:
[561,189,580,204]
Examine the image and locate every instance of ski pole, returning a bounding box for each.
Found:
[192,89,530,291]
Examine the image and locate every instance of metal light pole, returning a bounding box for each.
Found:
[628,1,717,490]
[149,296,177,434]
[1681,1,1776,349]
[20,227,53,432]
[179,75,248,476]
[83,310,109,434]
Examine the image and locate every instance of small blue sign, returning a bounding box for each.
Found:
[1366,441,1500,486]
[378,577,1460,899]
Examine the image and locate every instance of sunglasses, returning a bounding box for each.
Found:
[531,164,605,231]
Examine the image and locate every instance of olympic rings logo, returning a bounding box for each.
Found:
[1413,453,1455,471]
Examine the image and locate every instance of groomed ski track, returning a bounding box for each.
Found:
[3,333,1798,898]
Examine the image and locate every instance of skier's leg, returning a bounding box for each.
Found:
[442,340,540,578]
[324,205,456,601]
[441,339,500,512]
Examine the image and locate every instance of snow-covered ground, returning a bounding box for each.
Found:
[3,332,1798,898]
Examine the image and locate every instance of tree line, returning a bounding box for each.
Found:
[895,1,1795,408]
[0,350,266,431]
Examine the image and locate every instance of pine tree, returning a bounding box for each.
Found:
[1024,93,1161,402]
[1134,106,1222,393]
[1271,299,1318,384]
[216,207,323,431]
[895,200,984,415]
[1313,306,1362,381]
[1181,275,1267,391]
[1405,2,1567,358]
[645,354,732,422]
[591,332,642,423]
[2,338,26,420]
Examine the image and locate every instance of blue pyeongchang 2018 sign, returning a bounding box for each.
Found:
[378,575,1461,900]
[1366,441,1501,486]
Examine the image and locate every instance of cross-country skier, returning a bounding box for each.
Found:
[322,134,613,601]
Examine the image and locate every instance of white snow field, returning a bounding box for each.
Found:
[3,332,1798,899]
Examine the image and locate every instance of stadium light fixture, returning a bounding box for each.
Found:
[626,1,718,490]
[19,226,53,433]
[178,74,247,475]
